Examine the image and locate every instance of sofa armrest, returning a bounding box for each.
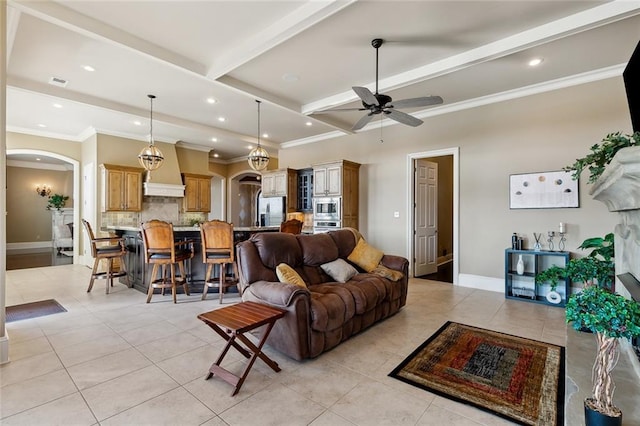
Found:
[244,280,309,308]
[380,254,409,273]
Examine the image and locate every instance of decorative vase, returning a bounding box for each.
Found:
[546,290,562,304]
[516,255,524,275]
[584,399,622,426]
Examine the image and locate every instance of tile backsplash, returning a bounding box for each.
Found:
[101,196,207,229]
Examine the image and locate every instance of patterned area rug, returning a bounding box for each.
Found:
[6,299,67,322]
[389,321,564,425]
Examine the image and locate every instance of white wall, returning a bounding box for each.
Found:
[279,77,631,288]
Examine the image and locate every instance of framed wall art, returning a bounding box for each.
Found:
[509,170,579,209]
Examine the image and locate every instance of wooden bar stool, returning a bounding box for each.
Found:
[82,219,130,294]
[140,220,193,303]
[200,220,238,303]
[279,218,303,234]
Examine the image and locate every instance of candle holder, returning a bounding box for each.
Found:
[547,231,556,251]
[558,231,566,251]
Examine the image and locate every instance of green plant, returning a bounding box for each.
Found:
[565,284,640,417]
[46,194,69,211]
[563,131,640,183]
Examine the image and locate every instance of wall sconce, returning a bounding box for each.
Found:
[36,184,51,197]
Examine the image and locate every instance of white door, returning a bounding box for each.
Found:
[414,159,438,277]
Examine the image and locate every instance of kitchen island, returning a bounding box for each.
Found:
[108,225,280,294]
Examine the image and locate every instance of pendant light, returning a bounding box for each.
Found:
[138,94,164,180]
[247,100,269,171]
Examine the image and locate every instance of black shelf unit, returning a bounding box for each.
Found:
[504,248,570,307]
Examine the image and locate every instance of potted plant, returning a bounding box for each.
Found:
[46,194,69,211]
[565,284,640,425]
[563,131,640,183]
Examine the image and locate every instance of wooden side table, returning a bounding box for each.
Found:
[197,301,286,396]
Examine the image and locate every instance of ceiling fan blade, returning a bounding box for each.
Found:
[390,96,443,109]
[351,113,375,131]
[313,107,366,114]
[384,109,423,127]
[352,86,378,106]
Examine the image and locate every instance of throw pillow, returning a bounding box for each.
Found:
[347,238,384,272]
[372,264,404,282]
[321,258,358,283]
[275,263,307,288]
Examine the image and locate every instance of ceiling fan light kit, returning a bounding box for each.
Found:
[322,38,443,131]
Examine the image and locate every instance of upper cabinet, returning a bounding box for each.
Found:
[261,168,298,212]
[297,168,313,212]
[312,160,361,229]
[182,173,211,213]
[101,164,144,212]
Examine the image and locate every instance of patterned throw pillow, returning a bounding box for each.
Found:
[347,238,384,272]
[321,258,359,283]
[372,264,404,282]
[275,263,307,288]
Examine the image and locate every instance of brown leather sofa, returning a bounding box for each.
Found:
[235,229,409,360]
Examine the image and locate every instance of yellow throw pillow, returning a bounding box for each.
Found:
[372,264,404,282]
[347,238,384,272]
[276,263,307,288]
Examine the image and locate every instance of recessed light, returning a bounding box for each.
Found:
[305,121,312,126]
[282,73,300,82]
[528,57,543,67]
[83,65,95,72]
[218,117,226,122]
[36,158,41,161]
[247,145,253,150]
[213,153,219,158]
[206,97,217,104]
[37,123,47,128]
[262,133,269,138]
[53,103,63,109]
[211,137,218,142]
[133,120,142,126]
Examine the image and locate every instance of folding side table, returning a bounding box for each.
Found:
[197,301,286,396]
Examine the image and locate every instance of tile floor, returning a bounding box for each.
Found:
[2,264,569,425]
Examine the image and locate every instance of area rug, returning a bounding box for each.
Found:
[6,299,67,322]
[389,321,564,425]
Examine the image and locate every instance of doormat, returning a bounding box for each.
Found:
[389,321,564,425]
[6,299,67,322]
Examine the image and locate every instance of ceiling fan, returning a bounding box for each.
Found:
[319,38,443,131]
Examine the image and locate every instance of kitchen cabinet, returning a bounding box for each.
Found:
[312,160,360,229]
[101,164,143,212]
[261,168,298,212]
[182,173,211,213]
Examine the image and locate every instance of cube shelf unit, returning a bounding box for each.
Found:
[504,249,570,307]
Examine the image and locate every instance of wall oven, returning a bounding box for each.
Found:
[313,197,341,221]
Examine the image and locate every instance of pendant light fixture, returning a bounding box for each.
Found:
[138,94,164,180]
[247,100,270,171]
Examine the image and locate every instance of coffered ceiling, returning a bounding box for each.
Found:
[5,1,640,162]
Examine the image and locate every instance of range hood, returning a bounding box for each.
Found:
[144,182,185,197]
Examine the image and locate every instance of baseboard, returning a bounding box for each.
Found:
[457,273,503,293]
[0,329,9,364]
[6,241,53,250]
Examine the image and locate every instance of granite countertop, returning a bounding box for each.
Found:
[106,225,281,233]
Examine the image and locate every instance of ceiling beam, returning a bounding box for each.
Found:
[302,0,640,115]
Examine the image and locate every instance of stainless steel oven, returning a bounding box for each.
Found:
[313,197,341,221]
[313,220,341,233]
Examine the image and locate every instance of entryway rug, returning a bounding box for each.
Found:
[389,321,564,426]
[6,299,67,322]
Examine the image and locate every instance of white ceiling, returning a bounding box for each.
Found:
[5,0,640,163]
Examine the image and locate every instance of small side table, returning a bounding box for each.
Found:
[197,301,286,396]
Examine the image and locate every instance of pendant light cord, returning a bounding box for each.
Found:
[256,99,262,148]
[148,94,156,146]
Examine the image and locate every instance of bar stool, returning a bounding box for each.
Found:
[200,220,238,303]
[280,218,303,234]
[82,219,130,294]
[140,220,193,303]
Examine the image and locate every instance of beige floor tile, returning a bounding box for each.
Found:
[136,330,208,363]
[5,325,45,344]
[431,396,517,425]
[100,387,215,426]
[120,321,182,346]
[0,351,63,387]
[219,382,325,426]
[0,392,97,426]
[156,344,224,385]
[309,410,356,425]
[67,347,152,390]
[331,379,430,425]
[80,365,178,421]
[47,323,116,350]
[416,404,484,425]
[0,369,78,419]
[55,333,132,367]
[7,336,54,362]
